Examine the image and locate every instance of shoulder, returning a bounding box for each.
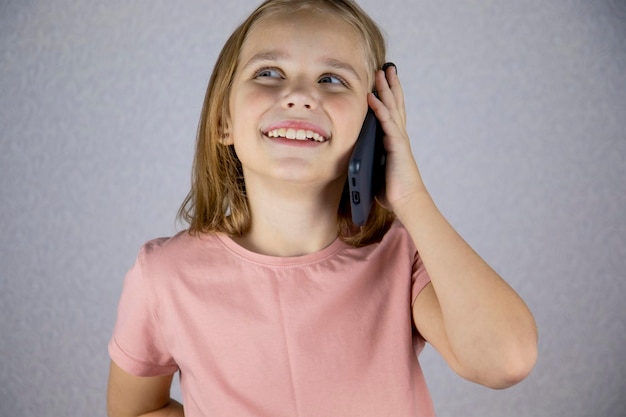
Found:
[376,219,418,256]
[368,220,428,285]
[343,220,418,272]
[138,229,221,256]
[133,230,225,277]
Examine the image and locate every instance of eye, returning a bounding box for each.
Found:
[254,67,283,79]
[319,74,348,86]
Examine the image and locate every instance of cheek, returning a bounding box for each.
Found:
[337,101,369,146]
[231,89,275,131]
[332,104,369,173]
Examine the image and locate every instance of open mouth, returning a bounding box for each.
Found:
[265,128,328,143]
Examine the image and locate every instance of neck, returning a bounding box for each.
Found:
[233,178,345,257]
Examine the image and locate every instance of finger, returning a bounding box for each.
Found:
[383,65,406,123]
[367,92,403,142]
[375,70,405,127]
[374,70,393,106]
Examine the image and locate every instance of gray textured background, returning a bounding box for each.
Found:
[1,1,625,416]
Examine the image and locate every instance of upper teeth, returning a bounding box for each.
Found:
[266,128,326,142]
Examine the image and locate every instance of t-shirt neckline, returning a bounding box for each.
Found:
[215,233,350,267]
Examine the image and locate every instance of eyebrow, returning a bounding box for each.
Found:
[241,50,362,81]
[241,51,287,68]
[321,58,362,82]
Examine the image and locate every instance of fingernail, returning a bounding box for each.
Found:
[382,62,397,74]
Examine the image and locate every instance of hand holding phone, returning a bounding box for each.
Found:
[347,63,396,226]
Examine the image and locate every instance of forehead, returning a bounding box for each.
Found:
[240,9,370,72]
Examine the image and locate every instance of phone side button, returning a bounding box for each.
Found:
[351,191,360,205]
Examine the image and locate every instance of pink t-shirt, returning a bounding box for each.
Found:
[109,220,435,416]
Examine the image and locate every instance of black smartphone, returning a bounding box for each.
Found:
[348,107,386,226]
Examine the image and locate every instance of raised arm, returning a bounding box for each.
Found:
[107,361,183,417]
[370,66,538,389]
[400,191,537,388]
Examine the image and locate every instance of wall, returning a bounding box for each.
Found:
[1,0,625,416]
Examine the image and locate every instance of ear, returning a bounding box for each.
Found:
[221,131,233,145]
[220,120,234,145]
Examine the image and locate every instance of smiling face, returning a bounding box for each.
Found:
[226,9,371,189]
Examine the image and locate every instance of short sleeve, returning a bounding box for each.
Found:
[411,253,431,305]
[108,245,178,377]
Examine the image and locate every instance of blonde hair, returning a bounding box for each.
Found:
[178,0,394,246]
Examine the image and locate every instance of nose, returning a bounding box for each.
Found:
[281,81,318,110]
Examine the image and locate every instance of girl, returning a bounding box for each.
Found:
[107,0,538,416]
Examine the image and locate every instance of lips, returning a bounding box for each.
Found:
[265,128,327,142]
[262,122,329,143]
